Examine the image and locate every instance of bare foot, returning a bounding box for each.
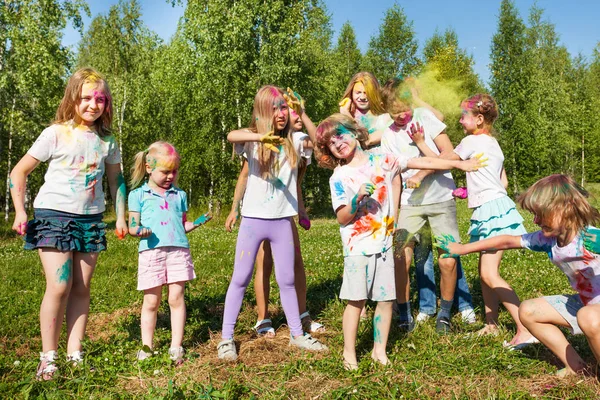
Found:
[477,324,500,336]
[556,368,578,378]
[509,331,535,346]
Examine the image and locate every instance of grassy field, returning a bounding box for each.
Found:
[2,185,600,398]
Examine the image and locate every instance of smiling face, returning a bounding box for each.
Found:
[327,129,357,160]
[352,82,369,112]
[459,104,483,134]
[74,82,107,126]
[290,109,303,131]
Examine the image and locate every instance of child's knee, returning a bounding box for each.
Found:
[143,296,161,312]
[518,300,537,326]
[47,281,72,300]
[577,307,600,336]
[168,292,185,309]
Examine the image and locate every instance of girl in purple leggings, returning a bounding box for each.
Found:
[217,86,327,361]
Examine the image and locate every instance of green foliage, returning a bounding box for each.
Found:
[361,3,420,82]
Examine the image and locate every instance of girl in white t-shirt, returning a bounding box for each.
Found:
[315,113,483,370]
[217,86,327,361]
[438,174,600,377]
[442,93,534,347]
[9,68,128,379]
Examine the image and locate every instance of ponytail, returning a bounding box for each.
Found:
[130,149,148,188]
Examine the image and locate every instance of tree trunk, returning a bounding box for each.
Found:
[4,97,15,221]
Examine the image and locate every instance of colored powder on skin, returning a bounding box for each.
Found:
[350,193,360,214]
[131,217,137,228]
[56,259,72,283]
[373,314,382,343]
[194,213,210,225]
[336,125,354,136]
[116,173,126,210]
[9,178,13,189]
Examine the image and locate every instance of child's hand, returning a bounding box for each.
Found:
[260,131,284,152]
[339,97,352,116]
[12,211,28,235]
[225,210,239,232]
[284,88,305,116]
[403,176,422,189]
[115,219,128,240]
[584,227,600,253]
[407,122,425,144]
[298,209,311,231]
[136,226,152,238]
[193,212,212,226]
[358,183,376,200]
[461,153,488,172]
[434,234,460,258]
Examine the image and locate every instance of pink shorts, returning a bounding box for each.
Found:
[137,247,196,291]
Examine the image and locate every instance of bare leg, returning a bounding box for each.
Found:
[39,249,73,352]
[254,241,273,321]
[372,301,392,365]
[343,299,366,369]
[478,254,500,335]
[479,250,532,344]
[577,304,600,371]
[394,245,415,304]
[168,282,186,348]
[66,252,99,354]
[437,254,457,302]
[520,298,587,374]
[141,286,162,349]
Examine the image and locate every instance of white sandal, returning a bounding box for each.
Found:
[253,319,276,337]
[36,350,58,381]
[300,311,325,333]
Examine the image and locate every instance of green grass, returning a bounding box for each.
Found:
[1,194,600,399]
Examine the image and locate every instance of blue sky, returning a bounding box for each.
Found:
[63,1,600,85]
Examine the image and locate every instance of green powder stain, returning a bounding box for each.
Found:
[373,314,382,344]
[9,178,13,189]
[131,217,137,228]
[350,193,360,214]
[56,259,72,284]
[116,173,126,211]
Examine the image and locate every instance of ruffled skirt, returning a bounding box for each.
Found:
[468,196,527,242]
[25,209,106,253]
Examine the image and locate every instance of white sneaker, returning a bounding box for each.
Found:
[289,333,328,351]
[136,348,152,361]
[461,308,477,324]
[169,346,185,365]
[416,312,433,323]
[217,339,238,361]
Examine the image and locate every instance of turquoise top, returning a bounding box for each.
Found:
[128,183,189,252]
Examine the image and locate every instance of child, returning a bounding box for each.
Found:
[436,94,534,347]
[219,86,327,361]
[339,72,392,150]
[437,174,600,377]
[224,91,323,336]
[128,141,210,365]
[9,68,127,379]
[380,78,476,332]
[315,114,483,370]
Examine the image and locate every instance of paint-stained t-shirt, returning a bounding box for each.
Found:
[329,153,405,257]
[236,131,311,219]
[128,183,189,252]
[28,121,121,214]
[521,229,600,305]
[381,108,455,205]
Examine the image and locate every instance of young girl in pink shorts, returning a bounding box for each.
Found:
[128,141,211,365]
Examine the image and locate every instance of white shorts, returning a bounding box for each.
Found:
[339,248,396,301]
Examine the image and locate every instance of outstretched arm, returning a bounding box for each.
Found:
[436,234,523,257]
[407,153,485,172]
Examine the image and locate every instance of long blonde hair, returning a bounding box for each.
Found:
[54,68,113,136]
[340,72,386,116]
[248,86,297,179]
[518,174,600,234]
[130,141,181,188]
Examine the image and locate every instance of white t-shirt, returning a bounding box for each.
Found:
[454,134,506,208]
[380,108,455,206]
[356,113,393,155]
[521,229,600,305]
[329,153,406,257]
[236,131,311,219]
[28,121,121,214]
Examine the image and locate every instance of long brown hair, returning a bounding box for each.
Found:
[340,72,386,116]
[54,68,113,136]
[248,86,298,178]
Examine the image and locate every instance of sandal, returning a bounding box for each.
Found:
[300,312,325,333]
[253,319,276,338]
[169,346,185,366]
[343,358,358,371]
[36,350,58,381]
[217,339,238,361]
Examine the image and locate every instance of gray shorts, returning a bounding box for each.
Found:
[339,248,396,302]
[544,294,584,335]
[396,199,460,249]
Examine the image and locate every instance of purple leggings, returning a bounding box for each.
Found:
[221,216,302,339]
